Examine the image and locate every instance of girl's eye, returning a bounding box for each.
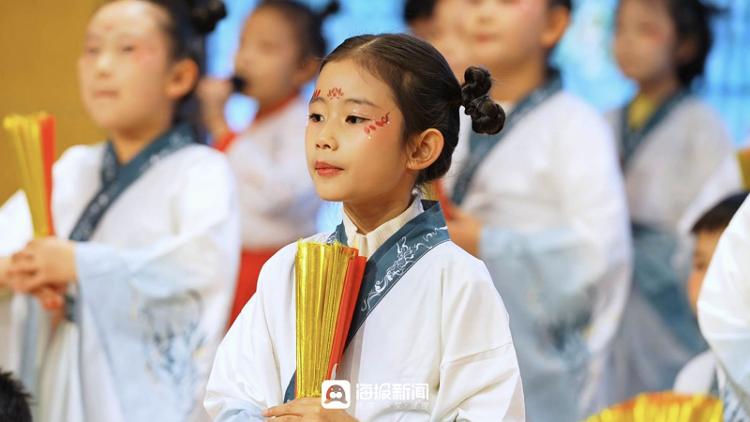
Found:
[84,46,100,55]
[345,115,368,124]
[309,113,323,123]
[121,45,136,53]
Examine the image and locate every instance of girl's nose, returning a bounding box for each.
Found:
[315,125,338,151]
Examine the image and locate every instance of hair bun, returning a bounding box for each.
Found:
[191,0,227,35]
[318,0,340,20]
[461,66,505,135]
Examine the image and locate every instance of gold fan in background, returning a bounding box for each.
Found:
[295,241,366,399]
[587,392,723,422]
[3,113,56,237]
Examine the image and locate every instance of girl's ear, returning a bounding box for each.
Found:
[166,58,200,100]
[406,128,444,172]
[540,5,570,51]
[675,35,699,67]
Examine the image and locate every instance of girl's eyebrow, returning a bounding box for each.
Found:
[309,96,380,109]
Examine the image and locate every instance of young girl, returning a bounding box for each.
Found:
[0,1,240,421]
[447,0,632,420]
[204,34,525,421]
[609,0,742,399]
[198,0,337,325]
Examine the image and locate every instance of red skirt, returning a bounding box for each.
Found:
[227,248,279,328]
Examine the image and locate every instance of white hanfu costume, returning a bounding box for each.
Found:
[607,92,742,399]
[698,196,750,419]
[0,124,240,422]
[445,75,632,421]
[205,199,525,421]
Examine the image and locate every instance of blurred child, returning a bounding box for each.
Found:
[698,194,750,418]
[609,0,742,399]
[1,1,240,420]
[446,0,632,420]
[205,34,524,421]
[0,370,32,422]
[673,192,748,394]
[403,0,469,80]
[198,0,338,325]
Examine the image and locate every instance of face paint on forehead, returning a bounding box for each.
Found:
[311,89,321,101]
[327,87,344,100]
[364,111,391,140]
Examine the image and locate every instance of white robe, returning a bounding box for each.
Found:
[226,95,322,249]
[606,97,742,399]
[445,92,632,420]
[205,200,525,421]
[698,196,750,416]
[0,141,240,422]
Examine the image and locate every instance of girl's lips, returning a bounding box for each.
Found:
[93,90,118,98]
[315,161,343,177]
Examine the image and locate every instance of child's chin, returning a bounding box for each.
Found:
[314,185,346,203]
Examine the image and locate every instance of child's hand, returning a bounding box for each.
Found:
[197,77,233,137]
[0,257,10,289]
[8,238,77,294]
[263,398,358,421]
[446,208,482,257]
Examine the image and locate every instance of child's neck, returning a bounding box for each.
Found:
[488,55,548,104]
[110,116,173,165]
[637,73,682,105]
[343,191,414,235]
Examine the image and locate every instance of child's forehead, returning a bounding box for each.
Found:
[88,1,165,36]
[316,61,386,90]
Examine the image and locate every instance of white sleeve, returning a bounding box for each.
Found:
[204,250,290,421]
[432,258,525,421]
[0,191,35,375]
[698,198,750,411]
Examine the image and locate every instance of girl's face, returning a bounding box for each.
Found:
[78,0,177,133]
[305,60,414,204]
[235,7,311,106]
[461,0,551,69]
[614,0,678,86]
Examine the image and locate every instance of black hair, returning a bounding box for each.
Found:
[404,0,436,24]
[666,0,716,86]
[321,33,505,185]
[256,0,339,60]
[0,370,32,422]
[550,0,572,10]
[139,0,226,138]
[691,192,749,234]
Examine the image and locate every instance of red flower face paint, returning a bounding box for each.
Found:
[327,87,344,100]
[364,112,390,136]
[311,89,321,101]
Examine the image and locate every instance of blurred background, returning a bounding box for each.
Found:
[1,0,749,202]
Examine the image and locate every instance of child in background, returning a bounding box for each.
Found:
[205,34,524,421]
[198,0,338,325]
[403,0,469,80]
[446,0,632,420]
[0,370,32,422]
[698,194,750,419]
[609,0,742,400]
[1,1,240,421]
[673,192,748,395]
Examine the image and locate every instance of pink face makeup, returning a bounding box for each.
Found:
[327,87,344,100]
[363,112,390,136]
[311,89,321,101]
